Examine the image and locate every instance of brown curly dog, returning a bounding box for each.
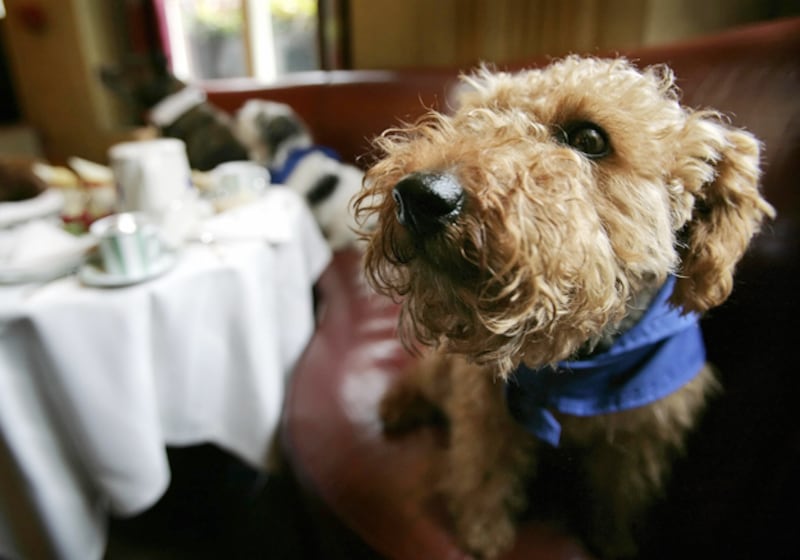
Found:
[353,56,774,559]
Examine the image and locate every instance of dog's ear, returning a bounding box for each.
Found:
[670,113,775,313]
[150,51,171,77]
[258,113,305,157]
[99,65,133,100]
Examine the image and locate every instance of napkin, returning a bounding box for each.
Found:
[0,188,64,228]
[0,219,95,282]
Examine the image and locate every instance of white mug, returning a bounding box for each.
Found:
[108,138,192,221]
[90,212,164,278]
[207,161,270,211]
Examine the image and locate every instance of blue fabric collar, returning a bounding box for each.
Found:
[268,145,340,184]
[505,276,706,447]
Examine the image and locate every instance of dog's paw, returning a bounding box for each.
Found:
[379,383,443,437]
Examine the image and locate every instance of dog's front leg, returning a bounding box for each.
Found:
[580,434,659,558]
[439,363,535,559]
[379,353,453,436]
[571,366,717,558]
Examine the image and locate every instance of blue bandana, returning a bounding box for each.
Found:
[505,276,706,447]
[269,145,340,184]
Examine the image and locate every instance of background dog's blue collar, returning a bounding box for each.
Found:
[269,145,340,184]
[505,276,706,447]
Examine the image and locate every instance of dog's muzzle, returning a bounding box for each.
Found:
[392,172,464,235]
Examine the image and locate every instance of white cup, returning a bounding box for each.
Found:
[208,161,269,211]
[108,138,192,221]
[90,212,164,278]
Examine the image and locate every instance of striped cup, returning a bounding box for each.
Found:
[90,212,163,278]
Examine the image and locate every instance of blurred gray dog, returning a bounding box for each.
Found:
[235,100,369,250]
[100,54,248,171]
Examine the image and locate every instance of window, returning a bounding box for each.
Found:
[161,0,320,82]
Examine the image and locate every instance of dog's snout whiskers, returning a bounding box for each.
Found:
[392,172,464,236]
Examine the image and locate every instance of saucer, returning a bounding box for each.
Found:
[78,251,178,288]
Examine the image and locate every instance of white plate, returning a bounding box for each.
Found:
[78,251,178,288]
[0,189,65,229]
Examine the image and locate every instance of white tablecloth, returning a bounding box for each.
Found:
[0,189,331,560]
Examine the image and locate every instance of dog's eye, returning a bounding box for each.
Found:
[558,122,610,159]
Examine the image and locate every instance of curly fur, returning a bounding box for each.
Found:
[353,56,774,558]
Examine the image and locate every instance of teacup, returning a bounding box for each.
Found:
[207,161,270,211]
[90,212,164,278]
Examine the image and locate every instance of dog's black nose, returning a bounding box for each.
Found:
[392,172,464,235]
